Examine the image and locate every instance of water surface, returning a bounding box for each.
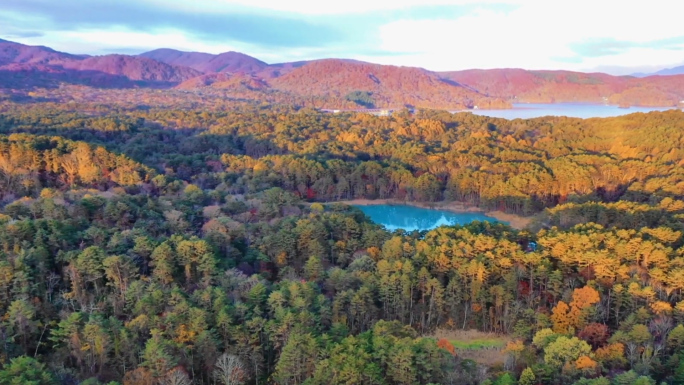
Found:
[355,204,504,232]
[455,103,674,119]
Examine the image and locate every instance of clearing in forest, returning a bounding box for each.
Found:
[433,329,510,366]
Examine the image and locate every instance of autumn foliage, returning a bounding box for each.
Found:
[437,338,456,356]
[551,287,600,333]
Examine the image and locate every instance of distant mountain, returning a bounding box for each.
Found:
[0,40,202,87]
[1,38,684,108]
[0,39,80,66]
[441,68,684,106]
[61,54,202,83]
[631,65,684,77]
[0,63,136,89]
[268,59,510,110]
[653,65,684,76]
[140,48,268,74]
[139,49,214,69]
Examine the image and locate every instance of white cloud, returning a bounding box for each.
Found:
[360,0,684,71]
[23,27,338,63]
[5,0,684,73]
[57,29,241,54]
[158,0,526,15]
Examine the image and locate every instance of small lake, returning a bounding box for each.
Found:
[454,103,675,119]
[354,204,504,232]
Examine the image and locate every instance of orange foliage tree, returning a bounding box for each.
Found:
[551,287,600,333]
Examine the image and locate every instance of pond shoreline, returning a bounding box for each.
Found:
[334,199,532,230]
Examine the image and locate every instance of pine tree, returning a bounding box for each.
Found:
[519,367,536,385]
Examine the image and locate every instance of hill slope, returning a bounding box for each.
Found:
[2,39,684,107]
[140,48,268,73]
[441,68,684,106]
[268,59,510,109]
[0,40,202,87]
[61,54,202,83]
[0,39,81,66]
[654,65,684,76]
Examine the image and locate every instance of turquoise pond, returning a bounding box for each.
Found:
[354,205,505,232]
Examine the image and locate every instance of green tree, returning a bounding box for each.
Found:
[304,255,324,281]
[142,329,177,378]
[519,367,536,385]
[544,336,592,369]
[0,356,55,385]
[494,373,517,385]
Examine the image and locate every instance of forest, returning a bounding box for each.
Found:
[1,95,684,385]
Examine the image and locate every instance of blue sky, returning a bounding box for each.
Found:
[2,0,683,74]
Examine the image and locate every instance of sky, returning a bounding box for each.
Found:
[2,0,684,75]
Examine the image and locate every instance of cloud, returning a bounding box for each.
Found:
[2,0,345,48]
[151,0,522,16]
[570,36,684,58]
[1,31,45,39]
[0,0,501,51]
[1,0,684,74]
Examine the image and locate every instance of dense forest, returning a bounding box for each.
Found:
[1,97,684,385]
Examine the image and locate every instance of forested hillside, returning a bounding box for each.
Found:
[441,69,684,107]
[1,99,684,385]
[3,38,684,109]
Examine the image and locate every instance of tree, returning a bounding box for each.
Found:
[160,368,192,385]
[122,368,154,385]
[150,242,176,285]
[5,298,37,353]
[544,336,592,369]
[674,356,684,385]
[0,356,55,385]
[304,255,324,281]
[574,355,598,374]
[437,338,456,356]
[345,91,375,108]
[519,367,536,385]
[103,255,138,312]
[142,330,177,378]
[494,373,516,385]
[578,323,610,349]
[532,328,558,349]
[273,333,319,385]
[612,371,655,385]
[594,343,626,369]
[669,324,684,351]
[551,287,600,334]
[386,343,417,385]
[213,353,246,385]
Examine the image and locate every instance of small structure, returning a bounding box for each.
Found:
[378,109,391,117]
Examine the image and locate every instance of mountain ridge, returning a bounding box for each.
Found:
[139,48,268,74]
[1,38,684,108]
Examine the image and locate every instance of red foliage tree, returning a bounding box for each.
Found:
[578,323,610,349]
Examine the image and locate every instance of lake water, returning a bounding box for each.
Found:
[455,103,675,119]
[354,204,504,232]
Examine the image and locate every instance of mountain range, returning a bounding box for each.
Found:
[632,65,684,77]
[2,38,684,109]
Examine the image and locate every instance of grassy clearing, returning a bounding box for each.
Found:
[433,329,508,348]
[432,329,510,365]
[449,338,506,350]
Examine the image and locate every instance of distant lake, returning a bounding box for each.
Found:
[454,103,675,119]
[354,204,504,232]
